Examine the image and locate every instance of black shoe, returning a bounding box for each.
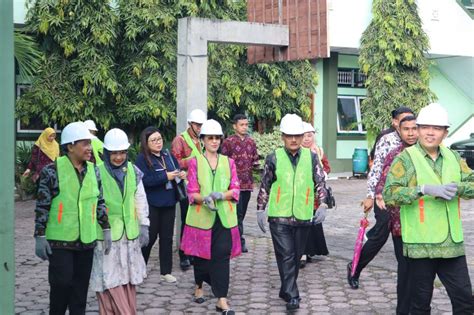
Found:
[347,262,359,289]
[216,306,235,314]
[278,292,288,302]
[193,296,205,304]
[241,243,248,253]
[180,259,191,271]
[299,259,307,269]
[306,256,313,263]
[286,298,300,311]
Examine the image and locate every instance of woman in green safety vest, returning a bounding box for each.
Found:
[33,121,112,314]
[180,119,241,315]
[89,128,150,314]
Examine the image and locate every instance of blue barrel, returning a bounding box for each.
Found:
[352,148,368,175]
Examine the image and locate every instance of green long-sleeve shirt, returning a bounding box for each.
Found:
[383,143,474,259]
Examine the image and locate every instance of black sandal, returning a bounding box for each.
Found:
[194,296,205,304]
[216,306,235,314]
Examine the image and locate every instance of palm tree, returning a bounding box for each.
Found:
[14,30,42,80]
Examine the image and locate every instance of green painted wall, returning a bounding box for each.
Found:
[338,54,359,68]
[314,60,324,146]
[336,140,368,159]
[429,64,474,136]
[0,1,16,312]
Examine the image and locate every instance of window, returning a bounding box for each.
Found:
[337,68,367,88]
[16,84,59,133]
[337,96,366,134]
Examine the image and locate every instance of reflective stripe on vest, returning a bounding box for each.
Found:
[185,155,238,229]
[97,162,139,241]
[92,138,103,163]
[47,156,99,243]
[181,131,202,161]
[400,145,463,244]
[267,148,314,221]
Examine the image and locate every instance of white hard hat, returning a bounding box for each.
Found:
[103,128,130,151]
[187,109,207,124]
[302,122,316,133]
[280,114,304,135]
[416,103,450,127]
[61,122,94,145]
[83,119,98,131]
[200,119,224,136]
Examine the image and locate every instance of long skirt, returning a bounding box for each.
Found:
[304,223,329,256]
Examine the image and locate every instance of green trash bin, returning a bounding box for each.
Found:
[352,148,368,176]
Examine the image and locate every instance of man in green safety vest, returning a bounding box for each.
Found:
[383,103,474,314]
[256,114,329,311]
[171,108,207,271]
[84,119,104,163]
[34,121,112,314]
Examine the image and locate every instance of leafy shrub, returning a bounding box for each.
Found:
[15,141,37,199]
[252,128,283,183]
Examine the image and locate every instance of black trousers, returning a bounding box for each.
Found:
[48,248,94,315]
[355,202,391,276]
[142,205,176,275]
[392,236,411,315]
[269,222,310,301]
[237,191,252,246]
[179,198,190,261]
[193,217,232,298]
[409,255,473,315]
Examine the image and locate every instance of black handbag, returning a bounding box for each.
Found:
[167,149,188,202]
[325,186,336,209]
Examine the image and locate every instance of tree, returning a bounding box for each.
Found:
[14,30,43,81]
[117,0,317,133]
[17,0,317,133]
[359,0,436,144]
[16,0,119,129]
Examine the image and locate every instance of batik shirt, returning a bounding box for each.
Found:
[367,131,401,198]
[383,143,474,259]
[221,135,259,191]
[34,160,110,250]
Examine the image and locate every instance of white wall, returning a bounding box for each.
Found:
[328,0,474,57]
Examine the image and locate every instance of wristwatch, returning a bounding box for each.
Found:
[416,185,424,197]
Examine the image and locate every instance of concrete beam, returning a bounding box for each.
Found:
[176,17,289,133]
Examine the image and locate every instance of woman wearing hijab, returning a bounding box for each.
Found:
[300,122,330,268]
[180,119,241,315]
[23,127,60,183]
[90,128,150,314]
[135,126,186,283]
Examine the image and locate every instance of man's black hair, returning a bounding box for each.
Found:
[399,115,416,127]
[233,114,248,124]
[391,106,414,119]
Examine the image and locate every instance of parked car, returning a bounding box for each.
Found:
[450,133,474,169]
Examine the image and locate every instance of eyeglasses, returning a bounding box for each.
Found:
[148,137,163,143]
[206,136,221,140]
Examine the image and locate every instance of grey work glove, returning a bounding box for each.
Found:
[257,210,267,233]
[209,191,224,201]
[313,204,328,224]
[203,195,217,211]
[35,236,52,261]
[139,225,149,248]
[422,183,458,200]
[103,229,112,255]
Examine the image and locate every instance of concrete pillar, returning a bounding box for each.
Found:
[176,17,289,134]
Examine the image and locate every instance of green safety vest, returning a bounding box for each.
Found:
[181,131,202,160]
[400,145,463,244]
[97,162,139,241]
[46,156,100,243]
[92,138,104,163]
[268,148,314,221]
[185,154,238,229]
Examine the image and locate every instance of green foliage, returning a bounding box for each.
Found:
[17,0,318,132]
[14,30,43,80]
[359,0,436,145]
[15,142,37,199]
[253,128,283,166]
[17,0,119,129]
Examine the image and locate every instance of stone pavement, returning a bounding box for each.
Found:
[14,179,474,314]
